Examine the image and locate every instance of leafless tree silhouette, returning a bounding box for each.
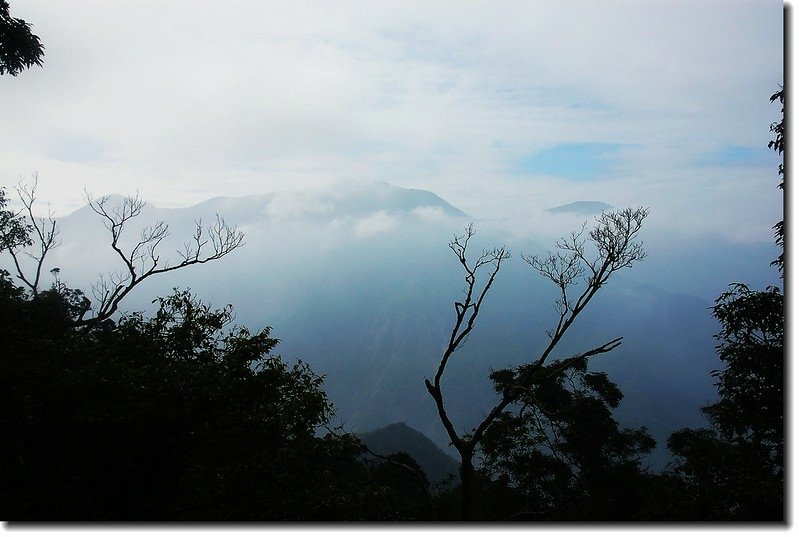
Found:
[0,177,244,327]
[427,207,648,518]
[1,174,59,295]
[81,192,244,326]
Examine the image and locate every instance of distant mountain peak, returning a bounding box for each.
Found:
[358,422,460,485]
[66,180,466,224]
[546,200,614,215]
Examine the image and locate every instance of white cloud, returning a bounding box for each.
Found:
[0,0,783,244]
[411,205,449,222]
[354,210,400,238]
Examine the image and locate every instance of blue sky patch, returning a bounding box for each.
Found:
[517,143,623,181]
[47,134,110,163]
[697,145,776,167]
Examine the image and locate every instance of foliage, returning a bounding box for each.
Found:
[362,452,434,520]
[0,0,44,76]
[706,284,783,454]
[0,279,376,520]
[481,357,655,520]
[663,426,781,520]
[662,283,783,521]
[768,88,784,273]
[0,187,31,250]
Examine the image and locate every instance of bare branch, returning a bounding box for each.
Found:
[425,224,510,454]
[426,210,648,517]
[523,207,648,368]
[78,197,244,327]
[0,174,61,294]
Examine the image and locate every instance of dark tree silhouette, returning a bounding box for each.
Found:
[82,191,243,326]
[0,179,244,327]
[360,451,435,520]
[706,284,783,455]
[0,0,44,76]
[481,358,655,520]
[663,283,783,521]
[768,88,784,274]
[0,279,372,520]
[662,88,785,522]
[0,190,431,521]
[0,177,59,296]
[0,187,31,253]
[427,208,648,519]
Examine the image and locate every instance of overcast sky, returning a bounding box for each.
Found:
[0,0,784,242]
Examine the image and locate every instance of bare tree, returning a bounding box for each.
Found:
[0,178,244,327]
[426,207,648,519]
[81,192,244,326]
[0,174,59,296]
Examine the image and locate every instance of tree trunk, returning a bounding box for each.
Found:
[459,452,475,520]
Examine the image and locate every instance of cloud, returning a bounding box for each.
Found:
[411,205,450,222]
[354,210,400,238]
[0,0,783,244]
[45,134,115,164]
[265,192,334,221]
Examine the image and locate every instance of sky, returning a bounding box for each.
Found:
[0,0,784,243]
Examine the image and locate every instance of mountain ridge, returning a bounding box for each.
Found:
[12,180,778,469]
[546,200,614,215]
[358,422,460,486]
[65,181,467,224]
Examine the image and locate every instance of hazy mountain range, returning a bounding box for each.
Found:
[545,200,615,215]
[10,180,781,468]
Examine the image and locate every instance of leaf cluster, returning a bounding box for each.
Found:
[661,283,783,521]
[481,359,655,520]
[0,277,370,520]
[0,0,44,76]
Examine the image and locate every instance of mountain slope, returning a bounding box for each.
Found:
[358,422,460,486]
[186,180,466,224]
[546,200,614,215]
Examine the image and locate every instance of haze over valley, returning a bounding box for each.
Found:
[16,179,779,466]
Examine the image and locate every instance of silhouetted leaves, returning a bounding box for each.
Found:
[661,282,783,520]
[480,360,655,520]
[0,279,372,520]
[769,88,784,274]
[0,1,44,76]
